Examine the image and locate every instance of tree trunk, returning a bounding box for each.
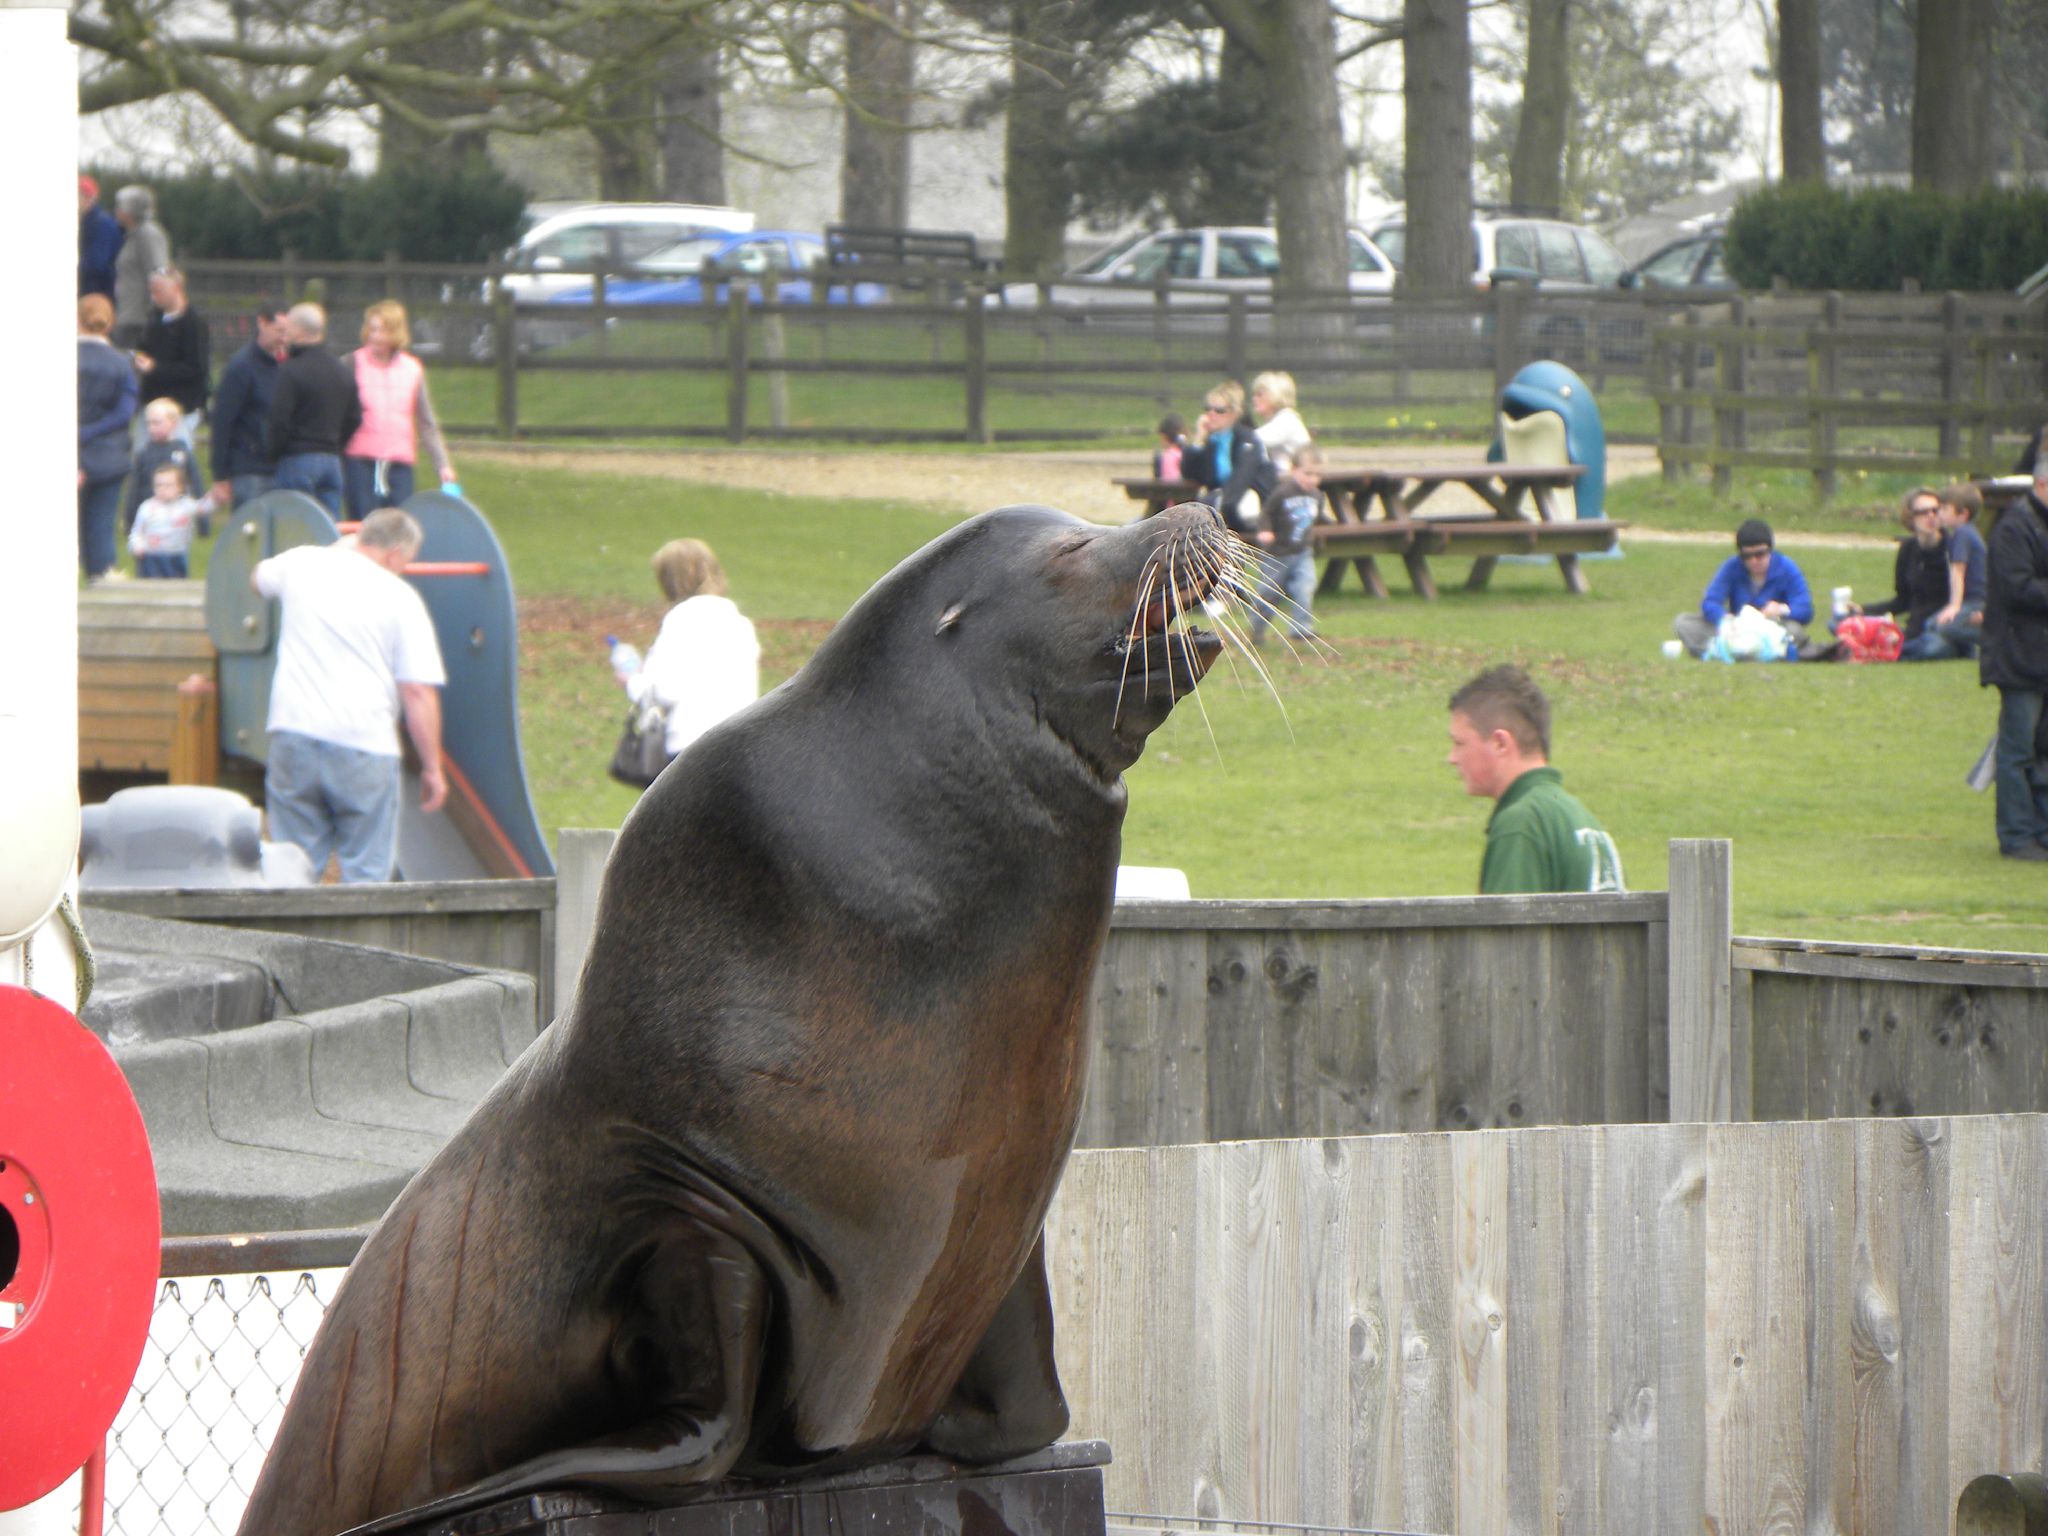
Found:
[1402,0,1474,295]
[1002,4,1076,278]
[1508,0,1569,213]
[1778,0,1824,181]
[659,41,727,204]
[1264,0,1350,302]
[1199,0,1349,294]
[592,91,661,203]
[1912,0,1994,191]
[841,0,917,228]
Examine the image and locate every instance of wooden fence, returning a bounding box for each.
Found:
[1651,290,2048,496]
[1045,1114,2048,1536]
[92,833,2048,1138]
[181,256,1723,446]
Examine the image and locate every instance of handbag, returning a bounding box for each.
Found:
[608,699,671,788]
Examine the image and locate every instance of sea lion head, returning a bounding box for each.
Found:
[808,501,1233,790]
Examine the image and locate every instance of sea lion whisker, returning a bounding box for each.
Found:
[1113,564,1163,732]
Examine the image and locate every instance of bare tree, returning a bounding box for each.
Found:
[1912,0,1996,191]
[1199,0,1351,297]
[659,38,727,202]
[1508,0,1568,212]
[1778,0,1823,180]
[72,0,783,169]
[1402,0,1473,294]
[841,0,917,227]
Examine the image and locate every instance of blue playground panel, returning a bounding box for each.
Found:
[202,490,554,879]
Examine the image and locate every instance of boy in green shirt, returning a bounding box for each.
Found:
[1447,665,1624,894]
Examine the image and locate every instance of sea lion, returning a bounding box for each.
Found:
[236,502,1242,1536]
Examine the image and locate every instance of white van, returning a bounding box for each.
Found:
[502,203,757,304]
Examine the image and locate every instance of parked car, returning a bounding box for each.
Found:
[546,231,887,306]
[998,226,1398,305]
[500,203,757,304]
[1621,226,1731,289]
[1368,212,1629,290]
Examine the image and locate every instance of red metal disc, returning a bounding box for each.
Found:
[0,985,160,1510]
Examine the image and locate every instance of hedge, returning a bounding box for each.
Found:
[1724,183,2048,292]
[82,159,528,264]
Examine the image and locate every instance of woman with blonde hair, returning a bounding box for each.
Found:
[342,299,458,517]
[619,538,762,766]
[1250,370,1311,472]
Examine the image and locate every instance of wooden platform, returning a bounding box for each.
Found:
[79,580,217,777]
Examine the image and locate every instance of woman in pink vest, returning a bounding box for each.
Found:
[342,300,458,518]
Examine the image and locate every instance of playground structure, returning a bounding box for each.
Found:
[80,488,553,882]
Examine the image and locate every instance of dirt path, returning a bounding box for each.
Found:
[457,440,1889,546]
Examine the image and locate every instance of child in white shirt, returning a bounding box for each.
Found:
[129,463,203,578]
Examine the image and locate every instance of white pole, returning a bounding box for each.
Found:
[0,5,82,1017]
[0,13,84,1525]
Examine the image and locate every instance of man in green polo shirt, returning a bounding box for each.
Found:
[1447,664,1624,894]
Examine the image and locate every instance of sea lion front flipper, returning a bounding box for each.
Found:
[921,1232,1070,1463]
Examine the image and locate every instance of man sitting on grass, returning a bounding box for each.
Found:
[1673,518,1816,659]
[1447,664,1624,895]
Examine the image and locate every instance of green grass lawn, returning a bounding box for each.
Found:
[442,453,2044,954]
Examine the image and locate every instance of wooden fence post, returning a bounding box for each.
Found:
[1493,281,1528,396]
[964,284,990,445]
[1814,291,1840,501]
[382,248,402,300]
[169,675,219,787]
[1667,838,1737,1123]
[1712,296,1746,496]
[1939,291,1965,465]
[725,277,751,444]
[552,827,618,1021]
[1679,307,1700,472]
[1226,294,1249,384]
[592,267,608,361]
[491,272,517,439]
[1654,320,1679,483]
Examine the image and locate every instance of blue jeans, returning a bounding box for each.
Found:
[230,472,277,508]
[1900,606,1983,661]
[1251,548,1316,640]
[275,453,344,515]
[138,553,188,578]
[343,457,416,519]
[79,475,123,576]
[1993,688,2048,853]
[265,731,403,882]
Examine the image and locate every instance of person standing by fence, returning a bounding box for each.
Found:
[109,184,169,350]
[209,304,287,515]
[78,174,121,300]
[78,294,137,583]
[133,267,210,448]
[268,303,361,515]
[1447,664,1624,895]
[341,300,459,517]
[1980,455,2048,862]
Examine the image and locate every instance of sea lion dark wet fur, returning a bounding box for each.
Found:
[236,502,1239,1536]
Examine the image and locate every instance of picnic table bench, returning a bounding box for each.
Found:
[1111,464,1626,598]
[822,225,1000,299]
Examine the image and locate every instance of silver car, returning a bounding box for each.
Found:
[1369,213,1629,290]
[1000,226,1398,306]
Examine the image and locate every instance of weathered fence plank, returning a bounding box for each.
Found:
[1047,1116,2048,1536]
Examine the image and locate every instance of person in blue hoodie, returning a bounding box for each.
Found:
[1672,518,1816,659]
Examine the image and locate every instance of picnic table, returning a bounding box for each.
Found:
[1111,464,1627,599]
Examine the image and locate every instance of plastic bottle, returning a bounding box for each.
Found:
[606,634,642,681]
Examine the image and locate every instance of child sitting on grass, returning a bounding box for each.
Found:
[128,462,203,578]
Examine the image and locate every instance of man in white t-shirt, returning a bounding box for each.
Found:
[252,508,448,881]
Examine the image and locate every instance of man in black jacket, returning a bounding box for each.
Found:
[210,305,287,514]
[267,303,361,515]
[133,267,210,444]
[1981,455,2048,860]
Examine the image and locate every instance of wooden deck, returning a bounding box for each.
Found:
[79,580,216,777]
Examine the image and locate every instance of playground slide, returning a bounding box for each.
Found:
[204,489,554,880]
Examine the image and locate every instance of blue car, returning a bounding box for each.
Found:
[547,231,886,305]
